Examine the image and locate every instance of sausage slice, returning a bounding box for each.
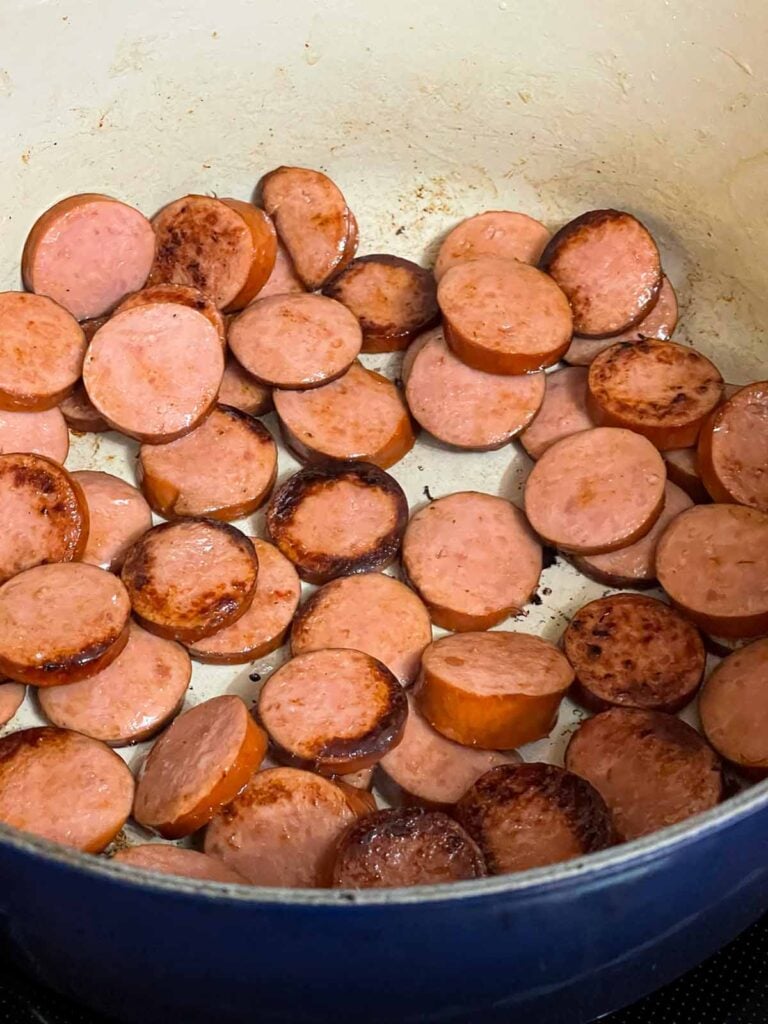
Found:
[587,339,724,450]
[540,209,662,337]
[402,492,542,631]
[438,258,572,374]
[565,708,722,841]
[257,239,306,298]
[331,807,486,888]
[134,695,266,838]
[697,381,768,511]
[291,573,432,686]
[186,539,300,664]
[204,767,368,886]
[519,366,594,460]
[0,683,25,728]
[663,447,709,504]
[122,519,259,643]
[323,255,438,353]
[656,504,768,638]
[572,480,693,587]
[112,845,248,884]
[434,211,550,280]
[72,470,152,573]
[0,563,130,686]
[137,405,277,520]
[218,356,273,417]
[563,594,705,713]
[82,304,224,443]
[22,193,155,320]
[0,292,86,411]
[260,166,358,289]
[455,763,613,873]
[524,427,666,554]
[39,622,191,746]
[274,362,416,469]
[266,462,408,584]
[0,407,70,463]
[403,327,545,450]
[116,283,226,345]
[259,649,407,774]
[59,382,109,434]
[416,631,573,749]
[699,638,768,774]
[378,693,520,808]
[150,195,277,311]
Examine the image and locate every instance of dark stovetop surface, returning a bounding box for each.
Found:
[0,916,766,1024]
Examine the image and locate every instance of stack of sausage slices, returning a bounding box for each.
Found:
[0,169,764,890]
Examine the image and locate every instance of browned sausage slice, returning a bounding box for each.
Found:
[699,638,768,774]
[150,195,277,311]
[563,594,705,713]
[563,276,679,364]
[133,695,266,838]
[0,454,88,585]
[186,539,300,664]
[229,294,362,390]
[331,807,486,888]
[434,211,550,280]
[292,573,432,685]
[0,727,134,851]
[204,766,368,886]
[378,693,520,808]
[656,504,768,637]
[404,327,545,450]
[540,209,662,338]
[259,649,407,774]
[112,845,249,884]
[121,520,259,643]
[0,292,86,411]
[274,362,416,469]
[39,622,190,746]
[565,708,722,841]
[402,492,542,631]
[587,340,724,450]
[256,239,306,298]
[0,406,69,463]
[416,631,573,749]
[59,382,109,434]
[697,381,768,511]
[323,255,438,353]
[519,366,594,460]
[266,462,408,584]
[455,762,613,873]
[22,194,155,320]
[83,304,224,443]
[72,470,152,573]
[572,480,693,587]
[218,356,273,416]
[0,683,25,727]
[116,283,226,345]
[438,258,573,374]
[524,427,666,554]
[663,448,709,504]
[260,167,358,289]
[137,406,277,520]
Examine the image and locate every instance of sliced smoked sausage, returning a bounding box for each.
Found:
[331,807,486,888]
[59,382,109,434]
[257,239,306,299]
[113,845,249,884]
[0,407,69,463]
[454,762,613,874]
[434,211,550,281]
[0,683,25,728]
[565,708,722,841]
[540,209,662,338]
[266,462,408,584]
[116,283,226,346]
[699,638,768,775]
[133,695,267,838]
[697,381,768,511]
[402,492,542,631]
[416,631,573,749]
[663,447,709,504]
[519,366,594,460]
[72,471,152,573]
[218,356,273,417]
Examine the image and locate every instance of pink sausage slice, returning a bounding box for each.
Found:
[0,407,69,463]
[218,356,273,417]
[0,682,25,728]
[116,283,226,346]
[228,294,362,390]
[540,209,662,338]
[434,211,550,281]
[256,239,306,299]
[404,327,545,450]
[0,726,134,851]
[39,622,191,746]
[137,405,277,520]
[72,470,152,573]
[524,427,667,554]
[113,845,249,884]
[699,638,768,774]
[60,382,109,434]
[0,292,86,411]
[697,381,768,512]
[520,366,594,460]
[82,304,224,443]
[663,448,710,504]
[22,194,155,320]
[402,492,542,631]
